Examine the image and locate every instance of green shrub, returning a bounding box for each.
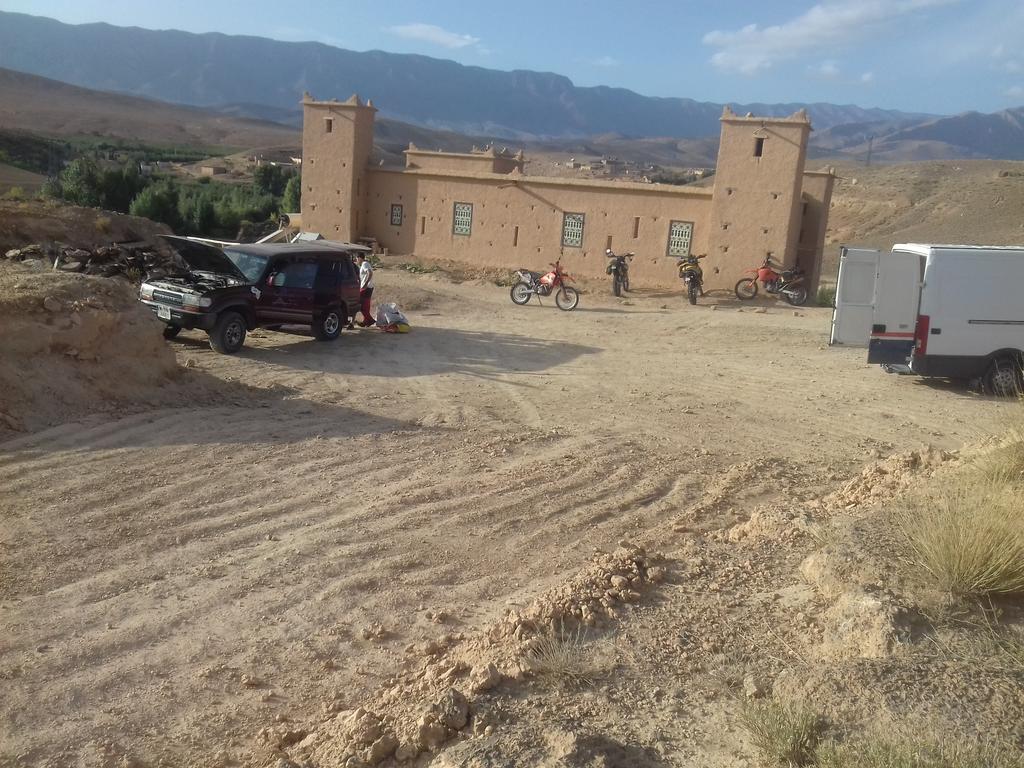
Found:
[817,285,837,307]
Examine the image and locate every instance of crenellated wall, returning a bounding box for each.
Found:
[301,95,834,292]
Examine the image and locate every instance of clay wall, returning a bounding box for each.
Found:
[365,169,715,287]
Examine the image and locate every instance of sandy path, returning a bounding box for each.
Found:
[1,270,1014,766]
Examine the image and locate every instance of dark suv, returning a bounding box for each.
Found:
[140,236,365,353]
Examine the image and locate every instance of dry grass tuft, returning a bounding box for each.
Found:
[525,623,610,687]
[973,416,1024,487]
[816,736,1024,767]
[898,478,1024,597]
[738,700,821,767]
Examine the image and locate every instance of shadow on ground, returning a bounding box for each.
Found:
[225,326,602,379]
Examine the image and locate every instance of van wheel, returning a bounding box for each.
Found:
[209,311,246,354]
[314,308,343,341]
[983,356,1024,397]
[162,325,181,340]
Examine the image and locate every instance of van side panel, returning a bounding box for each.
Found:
[867,249,922,365]
[911,247,1024,378]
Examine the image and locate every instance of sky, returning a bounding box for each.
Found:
[3,0,1024,115]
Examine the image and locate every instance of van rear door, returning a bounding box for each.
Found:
[830,247,881,346]
[867,248,923,365]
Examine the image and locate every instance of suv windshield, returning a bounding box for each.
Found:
[225,248,270,283]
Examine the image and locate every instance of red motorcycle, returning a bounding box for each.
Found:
[510,261,580,311]
[734,258,808,306]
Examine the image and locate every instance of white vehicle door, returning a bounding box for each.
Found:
[867,248,923,365]
[829,247,880,346]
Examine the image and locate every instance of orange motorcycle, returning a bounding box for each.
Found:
[510,260,580,311]
[734,257,808,306]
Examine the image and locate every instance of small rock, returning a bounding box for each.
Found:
[416,714,448,751]
[366,732,399,764]
[754,307,768,314]
[59,260,82,272]
[42,296,63,313]
[395,742,420,762]
[469,663,502,693]
[432,688,469,730]
[240,674,261,688]
[346,708,384,746]
[4,248,21,259]
[647,565,666,583]
[609,575,630,589]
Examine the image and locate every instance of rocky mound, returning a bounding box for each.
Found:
[0,261,180,438]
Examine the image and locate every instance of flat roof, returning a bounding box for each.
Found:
[370,166,714,198]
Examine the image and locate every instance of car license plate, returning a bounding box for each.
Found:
[157,306,171,320]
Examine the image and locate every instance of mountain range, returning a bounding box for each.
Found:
[0,10,926,140]
[2,11,1024,162]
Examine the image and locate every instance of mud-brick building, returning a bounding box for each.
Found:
[299,93,835,292]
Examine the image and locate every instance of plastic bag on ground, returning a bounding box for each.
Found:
[375,302,411,333]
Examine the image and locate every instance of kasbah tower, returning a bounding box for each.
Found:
[299,93,834,293]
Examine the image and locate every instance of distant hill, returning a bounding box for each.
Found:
[0,67,298,150]
[0,11,927,140]
[821,159,1024,278]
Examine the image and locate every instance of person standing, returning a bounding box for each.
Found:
[356,253,375,327]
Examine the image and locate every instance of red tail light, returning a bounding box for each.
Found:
[914,314,930,356]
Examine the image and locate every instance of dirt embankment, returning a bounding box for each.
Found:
[0,199,172,255]
[0,262,183,437]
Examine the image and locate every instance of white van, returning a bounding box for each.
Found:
[832,244,1024,395]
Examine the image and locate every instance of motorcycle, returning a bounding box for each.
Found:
[605,248,633,296]
[510,260,580,311]
[734,258,808,306]
[678,254,706,305]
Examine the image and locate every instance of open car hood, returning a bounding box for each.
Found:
[159,235,250,282]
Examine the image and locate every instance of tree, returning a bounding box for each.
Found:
[281,174,301,213]
[130,180,182,231]
[253,164,289,196]
[59,158,102,207]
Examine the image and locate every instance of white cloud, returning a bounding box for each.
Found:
[861,71,875,83]
[813,60,841,78]
[592,55,620,68]
[1007,85,1024,99]
[387,23,481,50]
[703,0,958,75]
[992,43,1022,73]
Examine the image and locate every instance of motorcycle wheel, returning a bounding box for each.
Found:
[785,286,809,306]
[735,278,758,300]
[556,286,580,311]
[622,274,630,292]
[612,275,621,297]
[510,282,532,305]
[687,281,699,305]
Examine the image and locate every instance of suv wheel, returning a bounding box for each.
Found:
[162,325,182,340]
[314,308,343,341]
[209,311,247,354]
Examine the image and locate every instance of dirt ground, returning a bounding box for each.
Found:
[1,265,1019,767]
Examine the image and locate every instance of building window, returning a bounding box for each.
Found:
[754,137,765,157]
[667,220,694,258]
[325,118,333,134]
[561,212,585,248]
[390,204,403,226]
[453,202,473,236]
